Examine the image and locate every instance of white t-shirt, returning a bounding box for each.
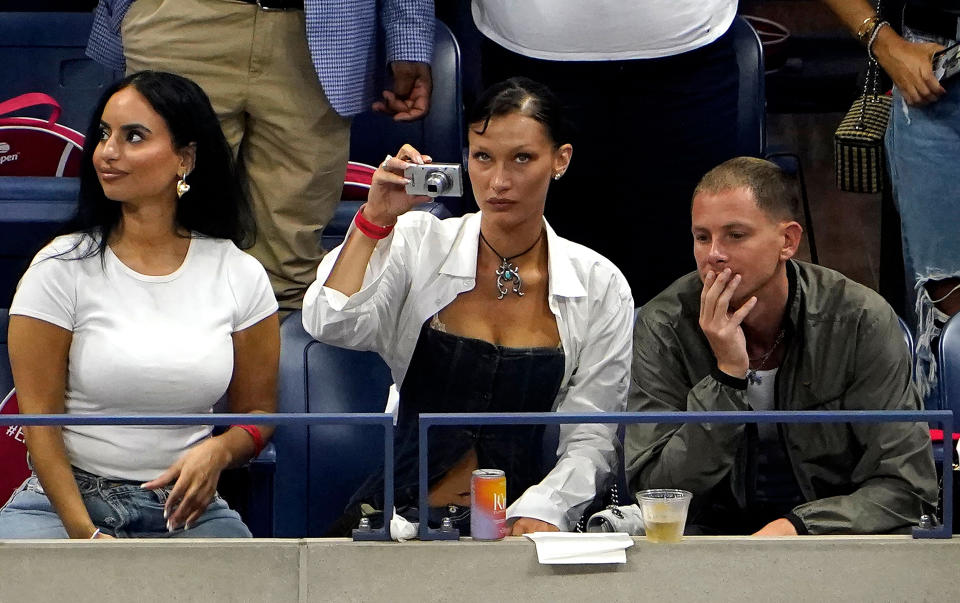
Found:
[746,367,778,442]
[10,233,278,481]
[471,0,738,60]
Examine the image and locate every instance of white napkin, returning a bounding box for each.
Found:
[524,532,634,564]
[389,510,418,542]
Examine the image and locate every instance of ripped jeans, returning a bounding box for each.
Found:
[886,25,960,399]
[0,468,250,538]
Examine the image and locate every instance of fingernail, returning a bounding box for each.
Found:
[140,483,148,489]
[167,520,174,532]
[185,522,192,531]
[734,274,741,281]
[404,178,411,184]
[416,157,424,165]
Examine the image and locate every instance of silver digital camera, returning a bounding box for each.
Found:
[404,162,463,198]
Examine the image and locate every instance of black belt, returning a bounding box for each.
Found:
[903,4,960,41]
[233,0,303,10]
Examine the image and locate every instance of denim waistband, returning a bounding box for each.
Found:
[71,466,144,489]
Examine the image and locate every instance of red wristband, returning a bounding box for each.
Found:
[354,203,395,239]
[235,424,265,457]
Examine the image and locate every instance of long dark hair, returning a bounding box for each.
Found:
[468,77,572,147]
[68,70,254,255]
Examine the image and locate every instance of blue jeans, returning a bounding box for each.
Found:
[886,25,960,398]
[0,469,251,538]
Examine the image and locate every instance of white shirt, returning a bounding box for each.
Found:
[302,212,634,530]
[471,0,738,60]
[10,233,278,481]
[746,367,778,442]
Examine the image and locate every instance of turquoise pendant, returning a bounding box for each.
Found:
[495,258,523,300]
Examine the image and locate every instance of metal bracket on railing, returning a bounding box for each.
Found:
[2,412,396,542]
[351,415,394,542]
[417,410,954,541]
[914,413,953,539]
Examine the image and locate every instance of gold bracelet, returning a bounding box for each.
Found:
[857,15,880,42]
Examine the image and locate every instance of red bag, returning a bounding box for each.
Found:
[0,390,30,503]
[0,93,85,177]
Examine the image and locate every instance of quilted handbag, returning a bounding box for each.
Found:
[0,93,84,177]
[834,6,891,194]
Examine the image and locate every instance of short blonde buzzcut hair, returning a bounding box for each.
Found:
[693,157,800,222]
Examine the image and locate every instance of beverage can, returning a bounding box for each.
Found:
[470,469,506,540]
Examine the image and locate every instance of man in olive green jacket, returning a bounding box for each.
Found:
[625,157,938,535]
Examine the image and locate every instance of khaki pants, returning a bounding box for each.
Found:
[123,0,351,310]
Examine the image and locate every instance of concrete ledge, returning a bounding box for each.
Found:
[0,539,300,602]
[2,536,958,602]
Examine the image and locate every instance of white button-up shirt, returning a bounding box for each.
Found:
[302,212,634,530]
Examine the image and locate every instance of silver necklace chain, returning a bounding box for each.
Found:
[746,328,786,386]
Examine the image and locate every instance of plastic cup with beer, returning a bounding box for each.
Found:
[636,489,692,543]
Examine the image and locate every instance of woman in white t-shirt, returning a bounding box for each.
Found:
[0,71,279,539]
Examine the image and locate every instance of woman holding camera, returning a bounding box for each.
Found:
[0,71,279,539]
[303,77,633,536]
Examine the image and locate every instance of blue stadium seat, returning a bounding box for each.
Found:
[898,316,915,361]
[938,314,960,429]
[731,16,818,264]
[731,16,766,160]
[348,19,466,216]
[0,177,79,306]
[0,12,120,132]
[274,311,393,537]
[0,12,120,305]
[936,313,960,531]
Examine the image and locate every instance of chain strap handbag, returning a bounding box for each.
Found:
[834,2,892,194]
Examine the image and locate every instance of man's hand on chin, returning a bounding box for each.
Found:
[752,517,799,536]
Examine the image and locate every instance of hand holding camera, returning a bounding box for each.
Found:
[366,143,464,227]
[364,143,431,227]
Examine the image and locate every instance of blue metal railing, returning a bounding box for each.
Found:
[0,413,395,541]
[4,410,952,541]
[417,410,954,540]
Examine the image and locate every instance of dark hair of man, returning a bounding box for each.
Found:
[66,70,254,258]
[693,157,800,222]
[468,77,572,147]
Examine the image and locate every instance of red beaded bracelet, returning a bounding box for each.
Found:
[354,203,395,240]
[235,424,265,456]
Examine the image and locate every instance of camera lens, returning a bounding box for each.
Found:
[424,171,450,197]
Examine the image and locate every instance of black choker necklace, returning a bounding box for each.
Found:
[479,229,544,300]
